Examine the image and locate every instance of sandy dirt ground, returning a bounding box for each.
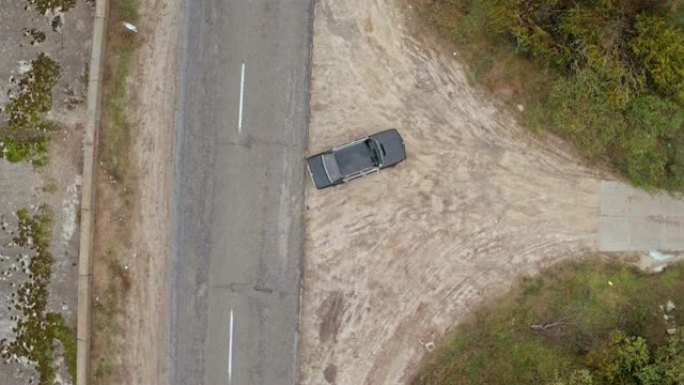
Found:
[90,0,182,384]
[298,1,607,384]
[120,0,182,381]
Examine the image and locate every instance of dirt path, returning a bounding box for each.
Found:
[299,1,605,384]
[112,0,183,383]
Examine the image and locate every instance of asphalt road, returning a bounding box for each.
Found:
[170,1,313,384]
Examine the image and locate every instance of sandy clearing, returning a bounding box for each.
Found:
[299,1,606,384]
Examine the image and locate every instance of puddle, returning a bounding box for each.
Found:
[638,250,684,272]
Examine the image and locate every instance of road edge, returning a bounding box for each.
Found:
[295,0,317,383]
[77,0,109,383]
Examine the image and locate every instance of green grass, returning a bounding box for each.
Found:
[102,48,134,182]
[412,261,684,385]
[118,0,140,21]
[100,0,140,186]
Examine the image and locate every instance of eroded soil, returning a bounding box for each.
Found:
[299,1,606,384]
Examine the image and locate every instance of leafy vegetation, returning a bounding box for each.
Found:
[412,0,684,191]
[412,262,684,385]
[0,206,76,384]
[0,53,61,165]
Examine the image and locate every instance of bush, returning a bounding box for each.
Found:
[416,0,684,191]
[631,15,684,104]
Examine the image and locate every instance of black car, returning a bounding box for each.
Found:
[306,129,406,189]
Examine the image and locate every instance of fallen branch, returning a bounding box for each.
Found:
[530,320,565,331]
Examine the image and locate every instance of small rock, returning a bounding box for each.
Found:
[667,327,677,335]
[667,300,676,312]
[517,104,524,112]
[51,15,63,33]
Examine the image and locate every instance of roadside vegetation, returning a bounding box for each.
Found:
[100,0,139,187]
[412,261,684,385]
[0,206,76,385]
[92,248,131,381]
[411,0,684,191]
[0,53,61,165]
[91,0,139,382]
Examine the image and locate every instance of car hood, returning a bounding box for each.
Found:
[307,154,336,189]
[372,129,406,167]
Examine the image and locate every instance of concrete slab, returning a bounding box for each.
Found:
[630,218,660,250]
[663,196,684,216]
[600,181,629,216]
[599,216,630,251]
[662,222,684,251]
[599,181,684,251]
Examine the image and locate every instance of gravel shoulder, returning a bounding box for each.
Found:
[299,1,604,384]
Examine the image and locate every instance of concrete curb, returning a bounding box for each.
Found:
[77,0,109,383]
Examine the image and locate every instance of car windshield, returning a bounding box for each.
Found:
[367,139,383,166]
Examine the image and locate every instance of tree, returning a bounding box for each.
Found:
[630,15,684,104]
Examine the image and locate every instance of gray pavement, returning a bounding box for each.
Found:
[599,181,684,251]
[170,1,313,384]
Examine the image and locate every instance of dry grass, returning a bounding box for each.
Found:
[91,0,139,382]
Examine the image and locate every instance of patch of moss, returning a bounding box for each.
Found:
[0,206,76,384]
[24,28,46,45]
[0,53,61,164]
[23,0,76,14]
